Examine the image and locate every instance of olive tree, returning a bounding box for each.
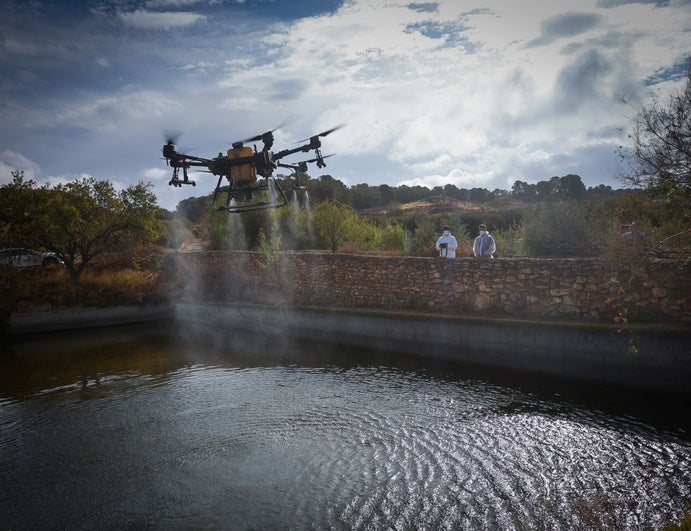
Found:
[0,172,164,282]
[311,201,360,253]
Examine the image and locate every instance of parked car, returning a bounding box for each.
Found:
[0,248,62,268]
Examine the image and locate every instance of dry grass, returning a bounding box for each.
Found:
[0,248,168,317]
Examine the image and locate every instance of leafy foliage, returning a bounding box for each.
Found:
[303,174,352,205]
[380,221,409,254]
[306,201,407,253]
[407,217,442,256]
[311,201,363,253]
[175,195,209,224]
[511,174,587,201]
[0,172,164,282]
[493,223,526,257]
[0,250,166,316]
[275,172,603,214]
[521,202,600,257]
[256,227,281,267]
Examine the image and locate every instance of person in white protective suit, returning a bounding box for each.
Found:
[435,225,458,258]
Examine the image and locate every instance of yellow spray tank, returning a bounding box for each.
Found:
[226,145,257,185]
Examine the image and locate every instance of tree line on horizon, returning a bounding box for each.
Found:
[174,172,618,223]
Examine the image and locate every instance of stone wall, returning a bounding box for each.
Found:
[165,251,691,322]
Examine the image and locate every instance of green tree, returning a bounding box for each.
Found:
[341,212,381,251]
[408,217,438,256]
[511,180,537,200]
[0,173,164,282]
[379,184,395,203]
[312,201,352,252]
[443,183,461,199]
[176,195,210,223]
[380,221,408,253]
[351,183,382,210]
[394,184,431,203]
[311,201,382,253]
[535,179,554,198]
[558,174,587,201]
[521,202,599,257]
[493,223,526,257]
[307,175,352,205]
[0,171,41,244]
[618,62,691,208]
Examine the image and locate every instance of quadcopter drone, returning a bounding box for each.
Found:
[162,125,340,213]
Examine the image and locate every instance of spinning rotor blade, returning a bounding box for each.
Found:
[316,124,344,137]
[242,130,273,143]
[299,124,345,142]
[304,154,334,164]
[163,129,183,145]
[162,131,195,156]
[239,116,293,144]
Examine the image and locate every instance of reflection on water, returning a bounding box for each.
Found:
[1,324,689,530]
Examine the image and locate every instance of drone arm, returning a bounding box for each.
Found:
[183,160,212,169]
[272,137,321,162]
[164,146,213,168]
[178,154,212,165]
[272,146,303,161]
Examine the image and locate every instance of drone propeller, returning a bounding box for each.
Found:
[317,124,344,137]
[304,154,334,164]
[299,124,345,142]
[242,129,274,143]
[163,130,183,145]
[239,116,295,144]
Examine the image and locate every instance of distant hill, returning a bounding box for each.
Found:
[361,194,524,216]
[361,195,472,216]
[398,195,478,214]
[358,190,625,217]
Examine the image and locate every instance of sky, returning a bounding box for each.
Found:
[1,0,689,211]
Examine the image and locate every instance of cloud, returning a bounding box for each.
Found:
[399,167,486,189]
[145,0,204,7]
[43,90,182,132]
[3,36,71,60]
[3,38,40,56]
[525,12,602,48]
[220,0,686,196]
[551,48,615,112]
[407,3,439,14]
[1,0,689,212]
[117,9,206,29]
[0,150,42,185]
[140,167,169,183]
[596,0,691,6]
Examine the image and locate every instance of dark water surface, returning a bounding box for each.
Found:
[1,324,689,530]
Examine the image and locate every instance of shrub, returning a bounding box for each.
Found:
[522,202,600,257]
[493,222,526,257]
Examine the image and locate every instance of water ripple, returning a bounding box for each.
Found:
[1,357,689,529]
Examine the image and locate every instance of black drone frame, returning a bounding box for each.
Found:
[162,126,339,213]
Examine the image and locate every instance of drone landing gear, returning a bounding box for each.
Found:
[212,177,288,213]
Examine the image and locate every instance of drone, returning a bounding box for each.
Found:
[162,125,341,213]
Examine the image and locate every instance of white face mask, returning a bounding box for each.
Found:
[443,230,450,236]
[480,230,487,236]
